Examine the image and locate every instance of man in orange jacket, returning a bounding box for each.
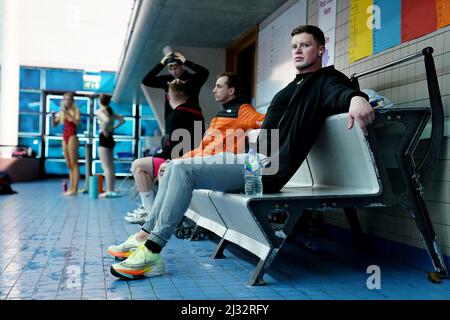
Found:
[182,72,265,158]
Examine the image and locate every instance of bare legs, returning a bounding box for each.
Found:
[129,157,160,240]
[98,146,115,193]
[131,157,154,192]
[62,136,79,196]
[130,157,156,212]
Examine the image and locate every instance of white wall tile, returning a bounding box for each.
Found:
[390,86,399,103]
[442,52,450,74]
[416,61,426,81]
[435,33,445,55]
[423,180,450,203]
[406,83,415,102]
[442,73,450,95]
[407,63,416,81]
[434,54,443,75]
[399,65,408,84]
[444,30,450,52]
[398,84,407,103]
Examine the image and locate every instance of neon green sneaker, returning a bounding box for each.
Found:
[110,245,166,280]
[107,234,146,260]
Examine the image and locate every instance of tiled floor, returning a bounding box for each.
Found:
[1,179,449,300]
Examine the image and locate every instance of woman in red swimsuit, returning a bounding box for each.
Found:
[51,92,80,196]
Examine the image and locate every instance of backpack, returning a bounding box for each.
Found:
[0,172,17,195]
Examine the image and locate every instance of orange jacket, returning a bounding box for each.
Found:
[182,103,265,158]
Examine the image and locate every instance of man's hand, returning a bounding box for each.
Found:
[160,52,172,65]
[347,96,375,136]
[173,51,186,64]
[157,161,169,185]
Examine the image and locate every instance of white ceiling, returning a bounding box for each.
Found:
[18,0,135,71]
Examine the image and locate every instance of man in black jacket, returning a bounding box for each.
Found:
[141,51,209,133]
[258,25,374,192]
[109,25,375,280]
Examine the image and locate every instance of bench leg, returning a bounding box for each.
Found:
[344,208,369,251]
[189,224,202,241]
[189,224,198,241]
[248,259,267,286]
[212,238,228,259]
[247,249,280,286]
[190,225,210,241]
[409,195,448,277]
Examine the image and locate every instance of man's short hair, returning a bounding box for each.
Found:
[166,54,183,66]
[217,72,241,96]
[168,79,189,99]
[291,25,325,46]
[99,93,111,106]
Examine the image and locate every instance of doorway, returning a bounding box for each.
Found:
[226,26,258,105]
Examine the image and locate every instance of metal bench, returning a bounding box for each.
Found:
[185,47,448,285]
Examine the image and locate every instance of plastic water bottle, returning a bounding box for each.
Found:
[253,160,263,195]
[244,163,254,195]
[244,148,263,196]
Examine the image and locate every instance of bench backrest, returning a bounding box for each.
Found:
[283,113,380,195]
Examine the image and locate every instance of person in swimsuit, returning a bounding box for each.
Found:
[51,92,81,196]
[95,94,125,198]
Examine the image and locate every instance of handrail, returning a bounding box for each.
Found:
[350,51,423,79]
[349,47,444,176]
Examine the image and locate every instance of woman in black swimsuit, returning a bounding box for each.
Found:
[96,94,125,197]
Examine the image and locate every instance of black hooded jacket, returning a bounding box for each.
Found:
[258,66,369,193]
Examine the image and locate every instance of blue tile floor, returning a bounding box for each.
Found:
[1,179,449,300]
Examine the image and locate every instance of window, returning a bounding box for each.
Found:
[19,114,41,134]
[18,137,41,157]
[19,92,41,113]
[93,139,135,160]
[45,69,84,91]
[139,118,160,137]
[20,68,41,90]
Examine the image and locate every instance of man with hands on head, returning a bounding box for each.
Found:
[141,50,209,129]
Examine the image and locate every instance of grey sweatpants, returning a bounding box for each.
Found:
[141,153,247,247]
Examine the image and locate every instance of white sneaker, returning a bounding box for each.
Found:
[126,206,147,217]
[124,212,148,224]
